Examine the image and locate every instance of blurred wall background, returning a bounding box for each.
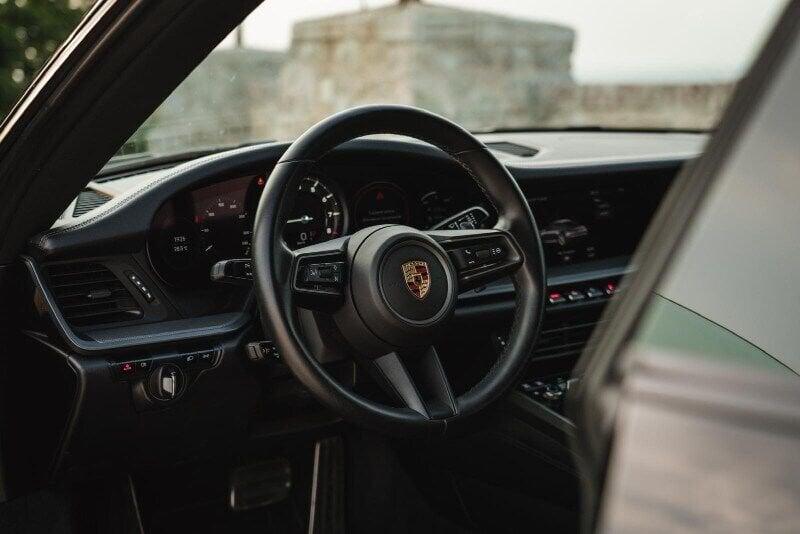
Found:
[0,0,734,156]
[131,1,731,154]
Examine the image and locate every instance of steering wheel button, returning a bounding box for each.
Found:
[475,248,492,261]
[300,262,344,286]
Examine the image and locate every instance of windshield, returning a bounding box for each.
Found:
[0,1,787,161]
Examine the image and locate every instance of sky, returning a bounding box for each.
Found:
[220,0,789,83]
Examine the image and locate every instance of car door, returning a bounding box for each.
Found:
[571,1,800,532]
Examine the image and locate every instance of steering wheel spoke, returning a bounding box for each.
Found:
[427,228,523,292]
[370,346,456,420]
[290,236,350,312]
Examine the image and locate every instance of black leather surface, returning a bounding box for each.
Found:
[253,105,546,436]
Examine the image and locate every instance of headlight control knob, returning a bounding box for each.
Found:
[147,364,184,401]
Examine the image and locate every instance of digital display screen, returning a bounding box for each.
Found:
[529,182,663,266]
[150,174,264,286]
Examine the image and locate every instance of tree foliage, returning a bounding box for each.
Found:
[0,0,85,118]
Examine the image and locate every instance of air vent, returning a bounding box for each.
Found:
[486,141,539,158]
[72,189,112,217]
[44,262,143,328]
[534,310,603,360]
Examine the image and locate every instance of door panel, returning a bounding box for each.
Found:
[598,351,800,533]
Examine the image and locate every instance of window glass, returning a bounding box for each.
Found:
[114,0,787,161]
[630,28,800,376]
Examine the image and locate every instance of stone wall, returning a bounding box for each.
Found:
[270,2,575,138]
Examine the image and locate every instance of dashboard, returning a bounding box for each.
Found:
[20,133,704,481]
[28,133,703,348]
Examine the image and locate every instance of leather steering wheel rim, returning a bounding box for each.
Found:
[253,105,545,437]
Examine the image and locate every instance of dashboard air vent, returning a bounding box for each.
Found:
[486,141,539,158]
[72,189,112,217]
[44,262,143,328]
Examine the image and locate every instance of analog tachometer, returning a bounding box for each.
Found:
[283,177,346,249]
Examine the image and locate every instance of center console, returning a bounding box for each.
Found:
[485,172,671,424]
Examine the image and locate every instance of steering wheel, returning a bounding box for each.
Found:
[253,105,545,437]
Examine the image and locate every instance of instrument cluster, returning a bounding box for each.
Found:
[148,167,490,287]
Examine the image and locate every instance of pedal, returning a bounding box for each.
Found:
[229,458,292,511]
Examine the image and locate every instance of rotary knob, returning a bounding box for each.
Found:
[147,364,185,401]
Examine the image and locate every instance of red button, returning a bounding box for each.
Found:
[118,362,135,375]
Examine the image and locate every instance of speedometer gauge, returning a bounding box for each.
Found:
[283,177,345,249]
[197,197,240,257]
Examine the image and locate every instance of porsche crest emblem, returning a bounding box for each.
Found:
[401,260,431,300]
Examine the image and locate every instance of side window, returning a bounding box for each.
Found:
[635,294,787,373]
[629,41,800,376]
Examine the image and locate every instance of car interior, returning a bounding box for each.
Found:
[8,124,701,533]
[0,1,794,533]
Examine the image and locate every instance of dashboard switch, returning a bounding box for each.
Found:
[125,271,156,303]
[548,291,566,305]
[197,350,216,367]
[113,358,152,380]
[586,287,604,298]
[177,349,218,369]
[135,360,152,373]
[567,290,586,302]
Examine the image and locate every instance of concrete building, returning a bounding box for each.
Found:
[123,48,285,155]
[271,2,574,138]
